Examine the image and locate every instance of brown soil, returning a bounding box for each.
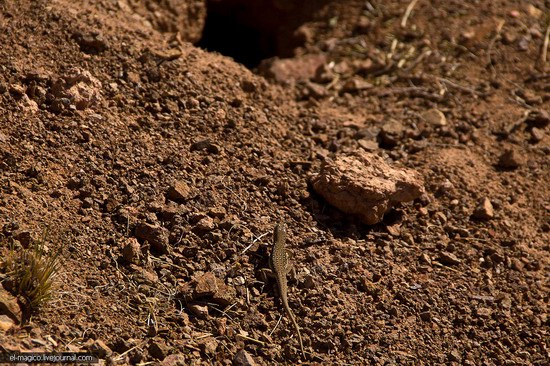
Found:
[0,0,548,365]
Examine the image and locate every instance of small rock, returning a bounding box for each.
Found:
[0,314,16,332]
[167,181,192,202]
[510,258,524,271]
[212,280,237,306]
[12,230,33,248]
[86,339,112,359]
[476,307,492,318]
[472,198,494,220]
[438,251,461,266]
[72,31,110,53]
[198,337,218,356]
[525,110,549,128]
[422,108,447,127]
[341,77,373,92]
[0,288,22,323]
[194,216,215,231]
[303,81,327,99]
[530,127,544,142]
[194,272,218,297]
[161,354,186,366]
[188,304,208,319]
[190,139,220,154]
[310,151,424,225]
[122,238,141,264]
[379,119,405,147]
[258,54,327,84]
[148,340,169,360]
[233,349,258,366]
[419,311,431,321]
[9,84,25,97]
[448,350,462,362]
[135,223,170,254]
[358,139,379,151]
[498,148,524,169]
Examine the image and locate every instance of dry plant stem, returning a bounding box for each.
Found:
[487,20,505,67]
[401,0,420,28]
[541,21,550,64]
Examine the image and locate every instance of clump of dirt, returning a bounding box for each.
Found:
[0,0,548,364]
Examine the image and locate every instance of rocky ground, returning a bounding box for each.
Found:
[0,0,548,365]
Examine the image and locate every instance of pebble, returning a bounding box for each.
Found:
[0,314,16,332]
[530,127,544,142]
[0,288,22,323]
[194,216,215,231]
[498,148,524,169]
[422,108,447,127]
[233,350,258,366]
[438,251,461,266]
[167,180,192,202]
[148,340,169,360]
[472,197,494,220]
[135,222,170,254]
[194,272,218,297]
[525,110,549,128]
[161,354,186,366]
[122,238,141,264]
[188,304,209,319]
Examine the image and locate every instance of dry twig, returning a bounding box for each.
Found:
[401,0,420,28]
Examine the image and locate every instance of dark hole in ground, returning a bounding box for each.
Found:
[197,10,275,69]
[197,0,309,69]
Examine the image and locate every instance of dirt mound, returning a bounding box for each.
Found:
[0,0,548,364]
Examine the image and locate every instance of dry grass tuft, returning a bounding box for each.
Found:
[0,234,60,314]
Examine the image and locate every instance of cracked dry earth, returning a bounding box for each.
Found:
[0,0,549,365]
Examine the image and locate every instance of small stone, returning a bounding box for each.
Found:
[379,119,405,147]
[358,139,379,151]
[233,349,258,366]
[122,238,141,264]
[194,216,215,231]
[476,307,492,318]
[0,314,16,332]
[448,350,462,362]
[198,337,218,356]
[212,280,237,306]
[341,77,373,92]
[530,127,544,142]
[438,251,461,266]
[525,110,549,128]
[498,148,524,169]
[87,339,112,358]
[167,181,192,202]
[208,206,226,219]
[422,108,447,127]
[188,304,209,319]
[419,311,431,321]
[135,222,170,254]
[190,139,221,154]
[194,272,218,297]
[148,340,169,360]
[9,84,25,97]
[472,198,494,220]
[0,288,22,323]
[311,151,424,224]
[161,354,186,366]
[510,258,524,271]
[12,230,33,248]
[303,81,327,99]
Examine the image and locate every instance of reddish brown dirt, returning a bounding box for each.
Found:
[0,0,548,365]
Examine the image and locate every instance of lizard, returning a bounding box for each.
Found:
[269,221,305,359]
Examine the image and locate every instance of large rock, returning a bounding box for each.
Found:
[311,151,424,224]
